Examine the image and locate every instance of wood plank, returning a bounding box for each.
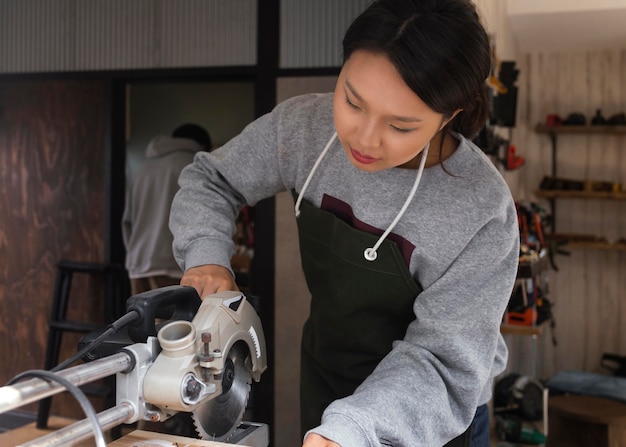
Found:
[565,241,626,252]
[544,234,626,251]
[0,422,242,447]
[109,430,246,447]
[535,190,626,200]
[549,395,626,425]
[535,124,626,135]
[501,324,542,336]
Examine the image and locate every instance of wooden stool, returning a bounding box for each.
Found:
[548,394,626,447]
[37,260,128,429]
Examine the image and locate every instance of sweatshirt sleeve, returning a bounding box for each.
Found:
[308,210,519,446]
[170,108,284,274]
[170,93,332,274]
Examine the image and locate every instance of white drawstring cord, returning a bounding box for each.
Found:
[363,143,430,261]
[295,132,338,218]
[295,132,429,263]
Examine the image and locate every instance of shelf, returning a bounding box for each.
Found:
[535,124,626,135]
[565,241,626,251]
[500,323,543,336]
[535,189,626,200]
[546,234,626,252]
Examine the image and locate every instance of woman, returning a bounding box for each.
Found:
[170,1,519,446]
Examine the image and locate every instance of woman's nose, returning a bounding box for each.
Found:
[356,118,382,149]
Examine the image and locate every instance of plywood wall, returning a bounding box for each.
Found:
[503,49,626,379]
[0,79,107,417]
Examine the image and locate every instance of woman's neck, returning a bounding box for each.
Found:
[399,131,459,170]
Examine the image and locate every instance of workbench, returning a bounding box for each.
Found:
[0,417,265,447]
[548,395,626,447]
[109,430,248,446]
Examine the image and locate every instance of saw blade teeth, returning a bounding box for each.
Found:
[191,343,252,441]
[192,383,251,442]
[191,382,251,441]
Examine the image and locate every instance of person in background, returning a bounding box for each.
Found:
[170,0,519,446]
[122,123,211,296]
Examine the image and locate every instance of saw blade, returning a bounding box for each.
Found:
[192,342,252,441]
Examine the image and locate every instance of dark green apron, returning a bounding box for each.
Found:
[295,196,472,447]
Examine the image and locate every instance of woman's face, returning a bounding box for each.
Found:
[333,49,449,172]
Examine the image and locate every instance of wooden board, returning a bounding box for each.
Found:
[0,421,250,447]
[108,430,249,447]
[548,395,626,447]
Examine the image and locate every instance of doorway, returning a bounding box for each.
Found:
[125,81,255,179]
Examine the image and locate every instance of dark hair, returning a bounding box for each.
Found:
[172,123,212,150]
[342,0,491,143]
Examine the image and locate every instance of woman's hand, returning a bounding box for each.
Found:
[303,433,340,447]
[180,264,238,298]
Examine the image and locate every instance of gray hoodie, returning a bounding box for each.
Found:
[122,135,202,278]
[170,93,519,446]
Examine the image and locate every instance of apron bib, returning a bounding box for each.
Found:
[295,196,472,447]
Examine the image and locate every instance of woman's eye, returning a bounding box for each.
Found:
[345,95,360,110]
[390,125,413,134]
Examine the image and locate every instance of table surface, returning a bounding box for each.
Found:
[549,395,626,425]
[108,429,251,446]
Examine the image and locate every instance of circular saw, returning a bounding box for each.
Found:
[0,287,268,447]
[141,290,267,441]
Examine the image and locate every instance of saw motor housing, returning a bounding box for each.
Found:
[120,290,267,425]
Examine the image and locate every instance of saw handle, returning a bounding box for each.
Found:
[126,285,202,342]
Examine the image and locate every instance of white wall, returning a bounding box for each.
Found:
[503,48,626,379]
[475,0,519,59]
[507,0,626,15]
[506,0,626,52]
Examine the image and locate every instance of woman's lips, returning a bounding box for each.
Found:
[350,148,379,164]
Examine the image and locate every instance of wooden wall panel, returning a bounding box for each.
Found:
[504,49,626,380]
[0,79,106,417]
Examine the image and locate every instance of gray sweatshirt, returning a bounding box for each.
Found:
[170,93,519,446]
[123,135,202,279]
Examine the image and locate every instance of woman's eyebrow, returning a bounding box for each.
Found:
[345,79,365,103]
[345,79,422,123]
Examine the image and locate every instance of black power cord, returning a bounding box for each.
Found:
[52,310,140,372]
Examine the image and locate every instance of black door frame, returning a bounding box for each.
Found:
[106,65,275,432]
[104,0,281,434]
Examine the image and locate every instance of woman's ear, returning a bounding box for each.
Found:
[440,109,463,131]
